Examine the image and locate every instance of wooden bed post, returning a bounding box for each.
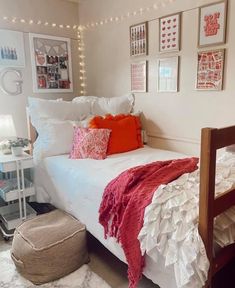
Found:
[199,128,216,287]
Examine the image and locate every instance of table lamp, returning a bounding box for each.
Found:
[0,114,16,154]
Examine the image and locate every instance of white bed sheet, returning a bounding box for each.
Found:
[34,146,189,288]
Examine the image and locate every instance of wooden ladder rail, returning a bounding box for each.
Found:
[199,126,235,288]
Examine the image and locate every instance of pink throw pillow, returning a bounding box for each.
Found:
[69,127,111,160]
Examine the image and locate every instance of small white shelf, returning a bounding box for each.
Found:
[0,152,34,173]
[0,202,36,230]
[0,178,35,202]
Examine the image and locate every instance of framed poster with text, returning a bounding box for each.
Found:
[198,0,227,47]
[196,49,225,90]
[131,61,147,92]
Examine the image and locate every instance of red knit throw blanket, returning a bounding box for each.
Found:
[99,157,199,288]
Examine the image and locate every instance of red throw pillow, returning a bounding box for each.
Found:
[89,114,143,155]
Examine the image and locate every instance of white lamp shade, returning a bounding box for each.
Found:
[0,114,16,140]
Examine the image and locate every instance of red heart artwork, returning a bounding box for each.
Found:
[172,44,176,47]
[167,45,170,48]
[167,19,171,23]
[168,33,171,36]
[163,21,166,25]
[162,27,166,31]
[172,38,176,41]
[162,33,166,37]
[173,25,177,28]
[173,18,176,22]
[173,32,176,35]
[162,40,165,43]
[167,39,171,42]
[162,46,165,49]
[167,26,171,29]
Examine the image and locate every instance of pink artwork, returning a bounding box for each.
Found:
[159,13,180,52]
[130,22,148,56]
[131,61,147,92]
[198,1,227,47]
[196,49,225,91]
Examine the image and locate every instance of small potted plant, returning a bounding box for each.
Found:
[8,138,31,156]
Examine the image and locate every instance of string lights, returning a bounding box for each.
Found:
[1,15,78,31]
[77,27,87,95]
[83,0,177,30]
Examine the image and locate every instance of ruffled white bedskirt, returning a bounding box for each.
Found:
[138,152,235,288]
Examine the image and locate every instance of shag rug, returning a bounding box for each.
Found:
[0,250,111,288]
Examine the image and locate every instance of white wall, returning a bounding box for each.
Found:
[0,0,79,138]
[79,0,235,155]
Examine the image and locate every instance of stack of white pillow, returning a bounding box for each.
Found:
[28,94,135,163]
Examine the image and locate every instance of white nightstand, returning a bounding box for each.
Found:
[0,152,36,240]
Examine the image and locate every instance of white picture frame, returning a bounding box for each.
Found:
[29,33,73,93]
[198,0,227,47]
[159,13,181,53]
[0,29,25,67]
[196,49,225,91]
[157,56,179,92]
[131,61,147,93]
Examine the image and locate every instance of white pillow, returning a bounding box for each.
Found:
[33,118,93,163]
[72,94,135,115]
[28,97,91,128]
[92,94,134,115]
[33,119,74,163]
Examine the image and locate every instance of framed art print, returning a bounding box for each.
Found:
[159,13,181,53]
[131,61,147,92]
[130,22,148,56]
[29,33,73,93]
[198,1,227,47]
[157,56,179,92]
[196,49,225,91]
[0,29,25,67]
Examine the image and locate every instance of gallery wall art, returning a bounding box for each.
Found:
[196,49,225,90]
[131,61,147,92]
[159,13,181,53]
[198,0,227,47]
[29,33,73,93]
[0,29,25,67]
[130,22,148,56]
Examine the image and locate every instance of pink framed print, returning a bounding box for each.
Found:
[159,13,181,53]
[196,49,225,91]
[130,22,148,57]
[198,0,227,47]
[131,61,147,92]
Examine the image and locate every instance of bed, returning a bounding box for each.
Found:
[27,97,235,288]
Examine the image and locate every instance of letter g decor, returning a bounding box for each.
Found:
[0,68,23,96]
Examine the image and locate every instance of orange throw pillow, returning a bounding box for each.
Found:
[89,114,143,155]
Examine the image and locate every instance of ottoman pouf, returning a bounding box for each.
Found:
[11,209,89,284]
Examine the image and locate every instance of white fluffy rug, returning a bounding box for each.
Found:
[0,250,111,288]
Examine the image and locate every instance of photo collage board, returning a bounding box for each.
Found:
[30,34,73,93]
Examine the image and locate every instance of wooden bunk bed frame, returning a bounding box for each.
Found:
[28,119,235,287]
[199,126,235,287]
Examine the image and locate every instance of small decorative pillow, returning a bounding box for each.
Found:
[69,127,111,160]
[89,114,143,155]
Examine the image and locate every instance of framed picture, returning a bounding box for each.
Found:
[0,29,25,67]
[131,61,147,92]
[196,49,225,91]
[157,56,179,92]
[130,22,148,56]
[198,0,227,47]
[159,13,181,53]
[29,33,73,93]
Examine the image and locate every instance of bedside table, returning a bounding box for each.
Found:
[0,152,36,240]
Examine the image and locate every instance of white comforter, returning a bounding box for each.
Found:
[34,146,235,288]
